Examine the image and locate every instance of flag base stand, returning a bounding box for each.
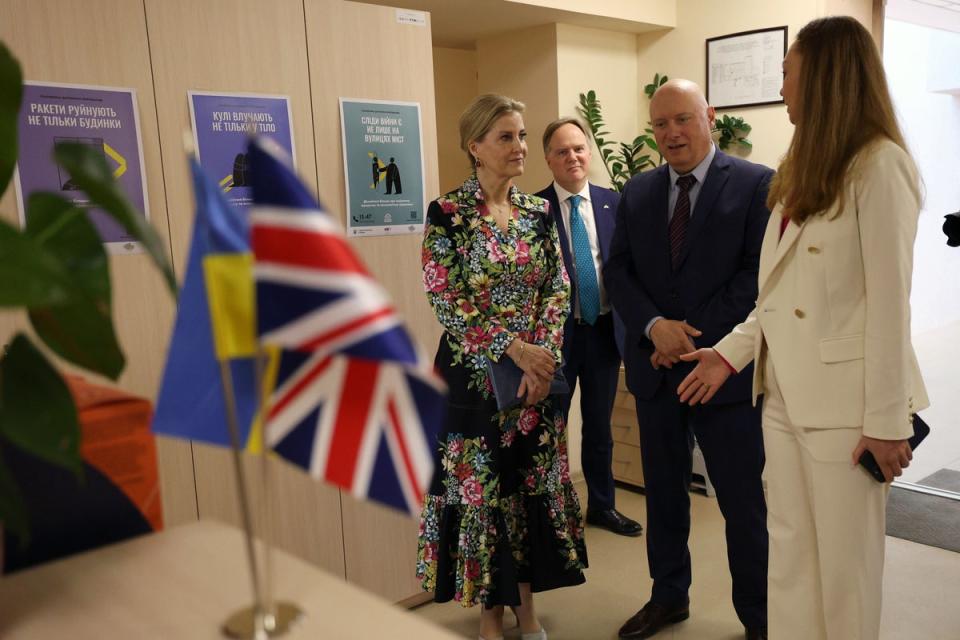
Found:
[221,602,303,638]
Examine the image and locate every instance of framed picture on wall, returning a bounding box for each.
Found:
[706,26,788,109]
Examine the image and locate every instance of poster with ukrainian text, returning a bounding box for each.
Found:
[15,82,149,254]
[189,91,295,212]
[339,98,425,237]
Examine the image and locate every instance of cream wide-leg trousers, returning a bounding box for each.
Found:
[761,356,888,640]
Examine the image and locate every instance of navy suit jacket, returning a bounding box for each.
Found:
[536,183,625,366]
[603,151,773,403]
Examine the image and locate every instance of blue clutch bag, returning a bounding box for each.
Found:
[484,355,568,411]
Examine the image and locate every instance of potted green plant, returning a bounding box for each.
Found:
[0,41,175,550]
[578,73,753,192]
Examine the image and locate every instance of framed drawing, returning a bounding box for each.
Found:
[706,26,788,109]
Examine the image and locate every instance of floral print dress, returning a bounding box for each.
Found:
[416,175,588,608]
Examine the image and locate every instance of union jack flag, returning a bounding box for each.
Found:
[247,138,445,516]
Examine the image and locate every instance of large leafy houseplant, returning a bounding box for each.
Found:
[0,41,175,544]
[578,73,753,192]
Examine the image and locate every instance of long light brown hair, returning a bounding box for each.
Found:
[769,16,909,222]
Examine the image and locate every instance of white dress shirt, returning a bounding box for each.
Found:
[553,181,610,318]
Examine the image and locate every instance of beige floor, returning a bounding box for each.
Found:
[413,484,960,640]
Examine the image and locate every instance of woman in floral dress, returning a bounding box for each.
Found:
[417,94,587,640]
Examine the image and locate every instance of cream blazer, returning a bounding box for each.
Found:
[714,139,929,440]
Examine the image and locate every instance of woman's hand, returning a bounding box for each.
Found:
[851,436,912,483]
[676,348,733,405]
[507,339,555,383]
[517,372,549,406]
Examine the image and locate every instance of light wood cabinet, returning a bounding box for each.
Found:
[612,369,645,488]
[611,368,715,496]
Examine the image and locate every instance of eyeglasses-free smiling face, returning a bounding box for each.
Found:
[649,81,716,175]
[469,111,528,179]
[544,123,591,192]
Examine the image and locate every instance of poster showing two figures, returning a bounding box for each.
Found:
[339,98,425,237]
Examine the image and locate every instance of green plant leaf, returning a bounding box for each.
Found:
[24,193,109,300]
[24,193,124,379]
[0,446,29,544]
[0,41,23,200]
[0,219,73,307]
[53,142,176,295]
[0,333,82,475]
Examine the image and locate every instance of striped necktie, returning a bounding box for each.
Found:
[669,174,697,269]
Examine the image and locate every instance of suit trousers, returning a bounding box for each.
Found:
[634,383,767,629]
[762,355,887,640]
[555,313,620,511]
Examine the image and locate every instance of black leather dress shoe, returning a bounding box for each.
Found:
[618,601,690,639]
[745,627,768,640]
[586,508,643,537]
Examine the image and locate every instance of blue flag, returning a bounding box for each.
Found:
[153,158,259,449]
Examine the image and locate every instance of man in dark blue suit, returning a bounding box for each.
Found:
[604,80,771,640]
[536,118,641,537]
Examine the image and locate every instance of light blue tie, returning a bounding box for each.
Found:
[569,194,600,325]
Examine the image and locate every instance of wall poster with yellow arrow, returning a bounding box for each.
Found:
[14,81,150,254]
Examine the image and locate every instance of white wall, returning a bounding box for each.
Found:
[884,18,960,479]
[555,23,640,190]
[635,0,822,171]
[476,24,559,193]
[885,20,960,335]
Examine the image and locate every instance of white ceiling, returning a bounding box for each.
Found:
[887,0,960,32]
[357,0,670,49]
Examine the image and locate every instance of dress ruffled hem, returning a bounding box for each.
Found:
[416,482,587,607]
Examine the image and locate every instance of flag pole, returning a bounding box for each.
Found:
[253,347,303,634]
[218,360,269,639]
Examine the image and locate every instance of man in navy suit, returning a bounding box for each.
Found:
[604,80,771,640]
[536,118,641,537]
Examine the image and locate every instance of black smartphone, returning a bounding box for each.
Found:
[858,414,930,482]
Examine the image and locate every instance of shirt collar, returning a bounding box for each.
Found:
[553,181,591,204]
[668,143,716,188]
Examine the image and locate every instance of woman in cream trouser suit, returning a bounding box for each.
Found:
[678,17,929,640]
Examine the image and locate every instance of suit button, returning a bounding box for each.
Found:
[794,308,805,318]
[807,246,821,254]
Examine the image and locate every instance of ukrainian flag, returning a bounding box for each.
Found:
[153,157,262,450]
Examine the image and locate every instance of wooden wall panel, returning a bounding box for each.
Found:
[0,0,195,527]
[306,0,442,355]
[2,0,441,601]
[143,0,345,576]
[304,0,440,600]
[191,445,345,574]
